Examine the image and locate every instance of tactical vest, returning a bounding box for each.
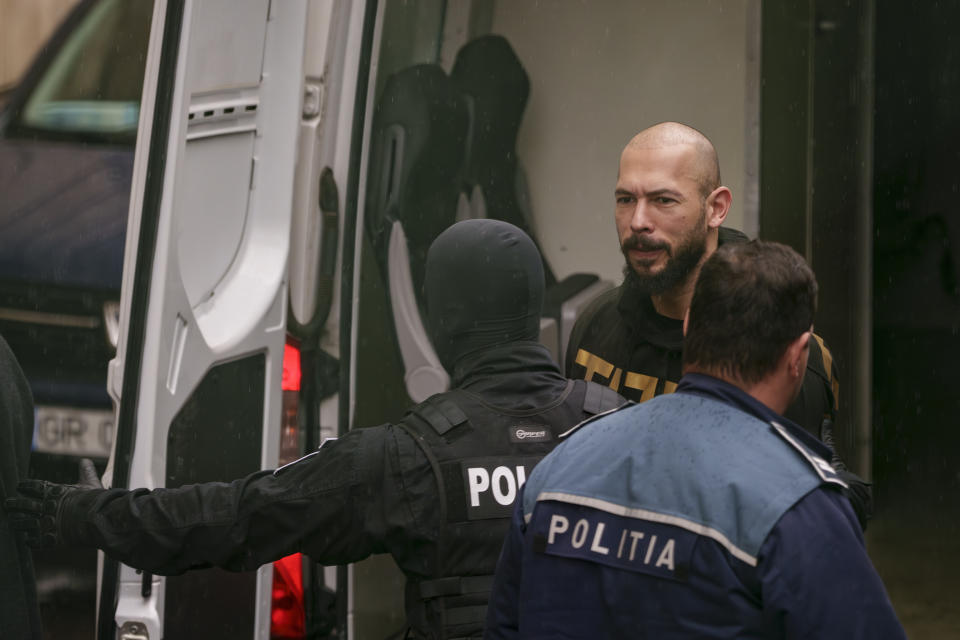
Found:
[397,379,623,639]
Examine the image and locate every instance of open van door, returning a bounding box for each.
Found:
[101,1,309,637]
[101,0,622,637]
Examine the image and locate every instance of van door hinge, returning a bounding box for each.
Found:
[118,621,149,640]
[303,82,323,118]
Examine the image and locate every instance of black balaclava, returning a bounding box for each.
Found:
[425,219,544,372]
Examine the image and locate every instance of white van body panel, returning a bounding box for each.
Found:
[107,0,309,636]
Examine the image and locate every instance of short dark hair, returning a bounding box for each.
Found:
[682,240,817,385]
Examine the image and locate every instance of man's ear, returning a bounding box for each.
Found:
[683,308,690,337]
[785,330,812,377]
[706,186,732,229]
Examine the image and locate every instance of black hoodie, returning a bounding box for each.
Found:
[565,227,839,438]
[564,228,875,528]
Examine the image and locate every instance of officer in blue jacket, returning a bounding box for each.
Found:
[486,240,904,639]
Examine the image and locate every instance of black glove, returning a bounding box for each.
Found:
[4,458,103,548]
[5,480,82,547]
[77,457,104,489]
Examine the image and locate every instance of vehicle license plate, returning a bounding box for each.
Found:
[33,405,114,458]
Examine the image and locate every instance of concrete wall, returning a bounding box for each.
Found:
[0,0,79,92]
[490,0,755,283]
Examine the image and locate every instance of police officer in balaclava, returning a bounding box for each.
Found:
[6,219,624,640]
[427,218,544,375]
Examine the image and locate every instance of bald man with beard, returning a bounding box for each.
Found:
[565,122,871,528]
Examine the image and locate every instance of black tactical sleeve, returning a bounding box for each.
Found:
[59,424,426,575]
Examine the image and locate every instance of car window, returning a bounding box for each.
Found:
[12,0,152,143]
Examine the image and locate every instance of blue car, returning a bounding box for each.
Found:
[0,0,152,474]
[0,0,153,624]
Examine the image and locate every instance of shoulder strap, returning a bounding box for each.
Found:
[395,417,449,568]
[559,382,630,439]
[810,333,839,415]
[769,420,849,490]
[581,380,625,415]
[406,392,470,436]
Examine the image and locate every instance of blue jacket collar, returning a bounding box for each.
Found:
[676,373,834,459]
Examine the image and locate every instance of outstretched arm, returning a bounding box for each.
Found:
[6,426,398,575]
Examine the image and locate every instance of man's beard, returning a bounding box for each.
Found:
[621,220,709,296]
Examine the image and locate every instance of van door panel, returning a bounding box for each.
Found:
[105,0,308,638]
[163,354,265,639]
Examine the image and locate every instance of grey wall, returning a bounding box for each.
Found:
[490,0,756,283]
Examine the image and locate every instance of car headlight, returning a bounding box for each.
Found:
[102,300,120,350]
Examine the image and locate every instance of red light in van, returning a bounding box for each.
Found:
[280,341,302,466]
[271,553,305,638]
[272,342,305,637]
[282,342,301,391]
